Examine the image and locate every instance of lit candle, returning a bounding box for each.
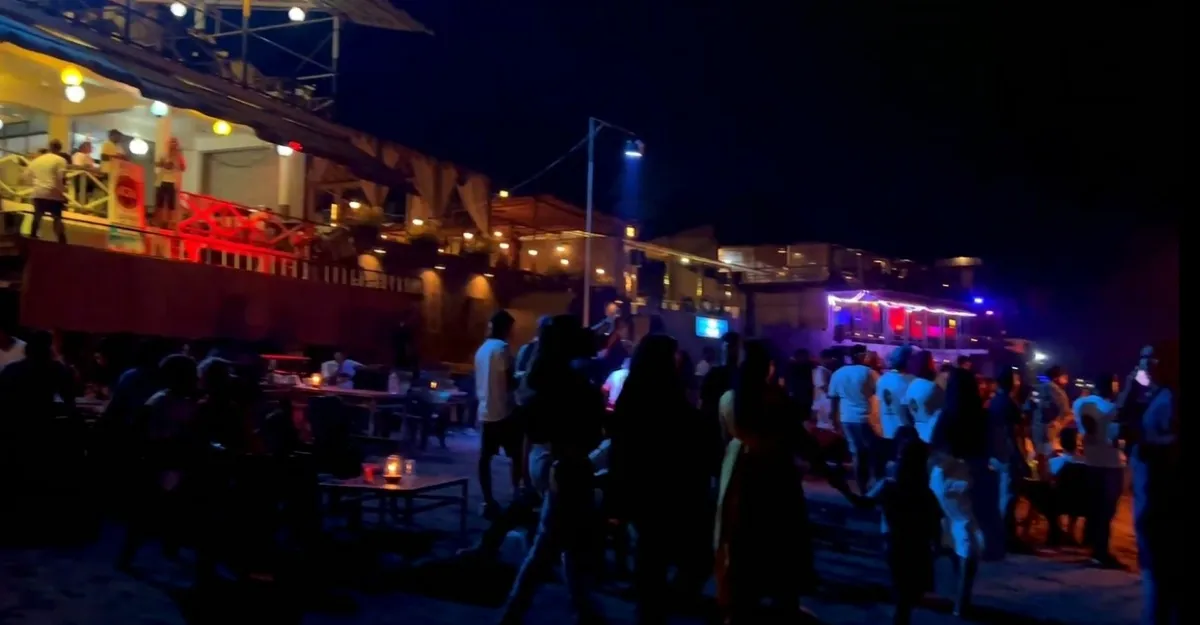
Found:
[384,455,402,484]
[309,373,322,386]
[430,381,438,390]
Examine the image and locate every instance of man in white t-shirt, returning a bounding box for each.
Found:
[876,346,915,465]
[320,351,362,390]
[1072,375,1124,567]
[829,346,880,493]
[474,310,520,517]
[99,129,127,176]
[23,140,69,243]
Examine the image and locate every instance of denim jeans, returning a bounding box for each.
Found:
[499,446,602,623]
[844,421,882,491]
[1084,465,1124,559]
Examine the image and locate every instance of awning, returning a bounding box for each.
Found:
[0,13,411,188]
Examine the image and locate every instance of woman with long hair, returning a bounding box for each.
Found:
[714,340,845,624]
[611,334,712,624]
[929,367,990,617]
[500,315,606,625]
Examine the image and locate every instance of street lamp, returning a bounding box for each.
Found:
[584,116,641,327]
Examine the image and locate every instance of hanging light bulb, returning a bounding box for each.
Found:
[150,101,169,117]
[128,138,149,156]
[348,201,362,209]
[212,120,232,136]
[276,144,294,156]
[64,85,86,103]
[169,2,187,18]
[288,6,306,21]
[60,66,83,86]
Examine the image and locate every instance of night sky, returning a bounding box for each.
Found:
[332,1,1181,369]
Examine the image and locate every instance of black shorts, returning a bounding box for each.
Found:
[32,198,64,216]
[481,418,523,459]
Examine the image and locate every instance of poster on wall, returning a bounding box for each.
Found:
[106,159,147,253]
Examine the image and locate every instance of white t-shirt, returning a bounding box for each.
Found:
[903,377,945,444]
[156,152,186,185]
[812,365,833,430]
[876,370,915,438]
[603,367,630,408]
[1073,395,1122,468]
[100,141,125,174]
[71,151,96,168]
[474,338,511,423]
[320,359,362,389]
[0,338,26,372]
[828,364,877,425]
[26,153,67,200]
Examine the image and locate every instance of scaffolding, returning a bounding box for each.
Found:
[15,0,431,117]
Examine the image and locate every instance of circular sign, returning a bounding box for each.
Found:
[114,174,140,211]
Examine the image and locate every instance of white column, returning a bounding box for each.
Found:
[181,150,202,193]
[277,152,305,217]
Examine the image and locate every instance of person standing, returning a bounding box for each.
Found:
[475,310,521,518]
[23,139,69,243]
[154,137,187,227]
[99,129,127,177]
[513,315,549,382]
[498,315,606,625]
[1072,373,1124,568]
[1116,344,1180,624]
[1033,366,1073,479]
[829,346,880,494]
[988,368,1029,552]
[876,346,915,468]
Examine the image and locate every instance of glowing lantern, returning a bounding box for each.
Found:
[212,120,232,136]
[384,455,402,484]
[150,101,169,117]
[309,373,322,387]
[128,138,149,156]
[60,66,83,86]
[64,85,86,103]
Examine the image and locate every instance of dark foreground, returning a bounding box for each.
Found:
[0,432,1142,624]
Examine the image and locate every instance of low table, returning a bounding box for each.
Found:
[319,475,469,540]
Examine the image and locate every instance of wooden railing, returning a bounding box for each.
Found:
[0,151,109,217]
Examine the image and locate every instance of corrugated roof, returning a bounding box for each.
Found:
[316,0,432,34]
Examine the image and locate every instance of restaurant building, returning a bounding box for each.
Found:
[0,1,747,363]
[720,242,1008,366]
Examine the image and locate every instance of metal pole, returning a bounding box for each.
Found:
[583,117,596,327]
[332,16,341,106]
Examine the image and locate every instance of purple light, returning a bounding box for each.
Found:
[973,297,984,304]
[985,310,994,316]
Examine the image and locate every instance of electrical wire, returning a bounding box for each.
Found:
[503,132,590,195]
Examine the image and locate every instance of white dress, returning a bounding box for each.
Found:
[904,377,983,559]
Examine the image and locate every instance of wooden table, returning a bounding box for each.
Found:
[291,384,408,437]
[319,475,469,540]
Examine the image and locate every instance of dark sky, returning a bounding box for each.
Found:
[330,1,1181,359]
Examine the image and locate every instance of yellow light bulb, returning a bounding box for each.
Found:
[60,66,83,87]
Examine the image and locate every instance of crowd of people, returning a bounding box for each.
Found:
[469,311,1180,625]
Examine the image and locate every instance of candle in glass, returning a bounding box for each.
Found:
[309,373,322,387]
[384,455,402,484]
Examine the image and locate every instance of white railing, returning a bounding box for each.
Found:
[0,151,110,217]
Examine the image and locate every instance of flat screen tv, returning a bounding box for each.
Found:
[695,316,728,339]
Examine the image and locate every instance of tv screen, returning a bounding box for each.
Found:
[696,316,728,339]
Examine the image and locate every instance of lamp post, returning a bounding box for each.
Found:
[583,116,642,327]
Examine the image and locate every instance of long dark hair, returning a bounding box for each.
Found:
[615,334,684,418]
[933,367,986,458]
[520,314,582,399]
[908,350,937,381]
[733,339,775,429]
